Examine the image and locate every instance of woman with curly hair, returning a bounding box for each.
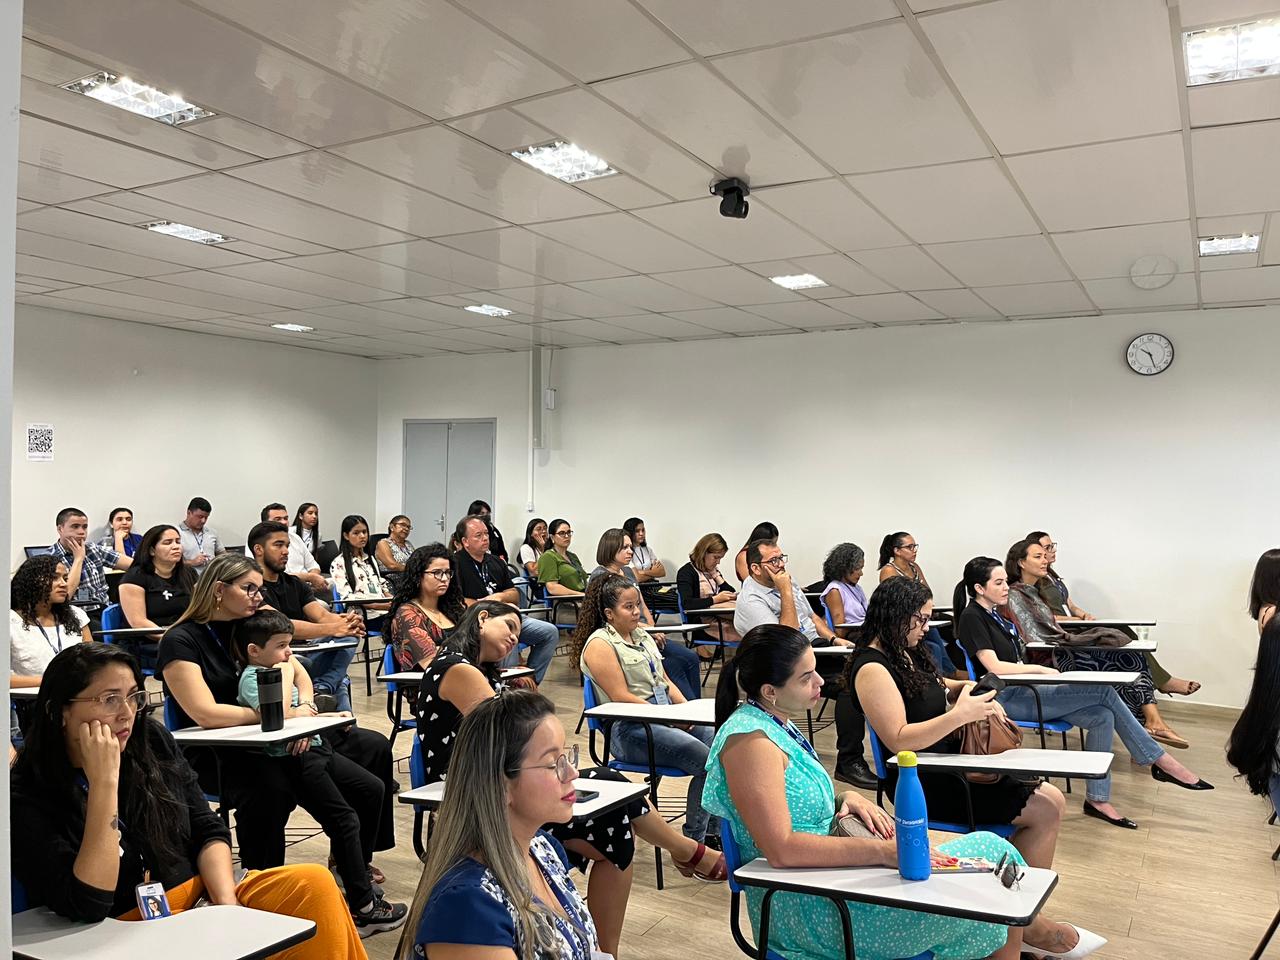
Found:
[10,555,92,686]
[820,542,869,639]
[387,544,466,681]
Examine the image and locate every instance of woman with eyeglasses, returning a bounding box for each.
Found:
[375,515,415,575]
[875,531,960,678]
[387,545,465,683]
[537,518,587,597]
[518,518,549,578]
[11,642,367,958]
[400,691,599,960]
[848,578,1104,958]
[10,555,93,689]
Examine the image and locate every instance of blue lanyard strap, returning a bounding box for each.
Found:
[746,700,818,761]
[986,607,1024,658]
[36,622,64,656]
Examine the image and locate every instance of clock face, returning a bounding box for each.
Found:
[1126,333,1174,376]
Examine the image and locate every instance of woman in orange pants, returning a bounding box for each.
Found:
[11,642,365,959]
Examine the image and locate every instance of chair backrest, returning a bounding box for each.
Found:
[314,539,340,571]
[821,597,835,631]
[382,644,398,692]
[581,676,604,733]
[867,724,889,780]
[368,532,389,559]
[162,696,182,732]
[409,733,427,789]
[960,645,979,681]
[718,817,746,894]
[330,584,345,614]
[12,875,30,913]
[100,603,125,639]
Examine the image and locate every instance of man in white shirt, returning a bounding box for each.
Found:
[246,503,329,592]
[178,497,223,574]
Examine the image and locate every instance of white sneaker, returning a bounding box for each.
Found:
[1024,924,1107,959]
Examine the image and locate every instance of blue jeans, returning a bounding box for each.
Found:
[660,639,702,701]
[300,644,356,713]
[502,616,559,683]
[614,716,715,840]
[999,683,1165,802]
[1270,773,1280,818]
[921,628,956,674]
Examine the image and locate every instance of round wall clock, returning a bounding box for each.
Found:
[1126,333,1174,376]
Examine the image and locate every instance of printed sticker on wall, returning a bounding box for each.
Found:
[26,423,54,462]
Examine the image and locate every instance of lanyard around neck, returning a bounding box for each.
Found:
[35,621,64,655]
[746,699,818,760]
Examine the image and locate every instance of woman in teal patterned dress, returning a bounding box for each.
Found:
[704,624,1097,960]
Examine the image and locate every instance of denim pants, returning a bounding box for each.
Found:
[921,628,957,675]
[502,616,559,683]
[1000,682,1165,802]
[1270,773,1280,819]
[614,716,715,840]
[300,645,356,712]
[660,640,702,701]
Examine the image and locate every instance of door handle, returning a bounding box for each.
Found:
[438,514,445,531]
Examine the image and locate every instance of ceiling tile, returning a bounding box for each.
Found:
[18,207,257,270]
[456,0,687,82]
[1264,215,1280,265]
[17,293,213,327]
[16,200,41,214]
[1198,213,1267,235]
[921,0,1182,154]
[23,0,427,146]
[140,174,412,248]
[19,40,95,85]
[350,241,544,291]
[756,179,909,251]
[541,318,664,342]
[184,117,310,160]
[15,253,128,287]
[849,246,961,290]
[569,276,720,312]
[17,229,187,278]
[449,109,556,153]
[1188,77,1280,127]
[717,22,988,173]
[742,299,854,327]
[600,314,721,339]
[425,291,577,323]
[230,152,503,237]
[19,115,203,189]
[39,285,227,321]
[433,227,631,283]
[925,236,1071,286]
[334,126,612,223]
[515,89,709,200]
[282,252,475,298]
[16,163,114,204]
[653,266,797,305]
[635,0,899,55]
[848,160,1040,243]
[1179,0,1280,27]
[825,293,944,324]
[597,63,830,185]
[634,199,832,262]
[309,303,455,334]
[1197,249,1259,272]
[527,213,723,273]
[149,270,342,310]
[208,241,290,261]
[574,176,672,209]
[97,278,285,316]
[16,281,65,295]
[1007,133,1189,232]
[912,288,1002,318]
[1083,274,1200,309]
[785,254,896,295]
[352,298,478,326]
[19,77,257,170]
[1051,221,1195,280]
[213,262,403,303]
[1200,265,1280,301]
[973,281,1095,317]
[664,306,791,334]
[1192,120,1280,216]
[496,283,642,318]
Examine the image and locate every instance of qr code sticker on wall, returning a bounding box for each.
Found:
[27,423,54,462]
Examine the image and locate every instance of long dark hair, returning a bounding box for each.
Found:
[1004,539,1035,584]
[741,522,778,550]
[1248,549,1280,620]
[714,624,813,727]
[339,514,374,589]
[522,518,547,553]
[1227,619,1280,796]
[569,574,638,670]
[952,556,1003,619]
[1024,530,1060,579]
[14,643,189,865]
[11,556,82,633]
[439,600,522,686]
[133,524,196,592]
[847,577,937,698]
[292,502,319,543]
[877,532,911,569]
[389,544,465,624]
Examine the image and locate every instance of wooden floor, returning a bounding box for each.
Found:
[282,656,1278,960]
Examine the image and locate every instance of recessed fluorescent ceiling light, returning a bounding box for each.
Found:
[61,71,214,125]
[271,323,314,333]
[1184,17,1280,85]
[1198,233,1261,256]
[769,273,828,290]
[510,140,618,183]
[143,220,231,244]
[464,304,513,317]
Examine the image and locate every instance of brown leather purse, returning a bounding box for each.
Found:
[959,715,1023,784]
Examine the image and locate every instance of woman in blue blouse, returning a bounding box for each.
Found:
[100,507,143,558]
[402,690,600,960]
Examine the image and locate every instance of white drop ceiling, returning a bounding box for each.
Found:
[12,0,1280,359]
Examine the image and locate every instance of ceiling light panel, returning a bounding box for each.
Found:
[1198,233,1261,255]
[511,140,618,183]
[770,273,828,290]
[61,71,213,125]
[271,322,315,332]
[144,220,231,244]
[1184,17,1280,85]
[464,304,514,317]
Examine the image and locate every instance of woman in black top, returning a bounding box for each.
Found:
[846,577,1066,869]
[10,642,365,957]
[119,525,195,627]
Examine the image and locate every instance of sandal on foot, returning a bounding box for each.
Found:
[1160,679,1201,696]
[672,843,727,882]
[1145,725,1189,749]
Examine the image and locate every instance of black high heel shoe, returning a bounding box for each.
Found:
[1083,801,1139,829]
[1151,764,1214,790]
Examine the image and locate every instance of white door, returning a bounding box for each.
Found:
[402,420,496,543]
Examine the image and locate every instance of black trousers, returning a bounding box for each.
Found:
[816,660,866,769]
[329,725,397,852]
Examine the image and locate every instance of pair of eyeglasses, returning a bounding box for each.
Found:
[909,613,930,629]
[993,852,1025,889]
[555,530,574,537]
[394,522,413,531]
[425,569,453,582]
[1043,542,1058,549]
[761,554,789,568]
[68,689,149,714]
[520,743,579,782]
[900,543,920,552]
[227,581,264,599]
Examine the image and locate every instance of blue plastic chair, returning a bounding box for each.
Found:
[163,697,230,825]
[99,603,155,677]
[406,734,431,859]
[867,725,1014,839]
[677,585,740,688]
[535,582,580,633]
[11,875,31,913]
[382,644,416,749]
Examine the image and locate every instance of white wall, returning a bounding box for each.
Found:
[377,305,1280,709]
[11,305,380,560]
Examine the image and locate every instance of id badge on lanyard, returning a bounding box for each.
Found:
[646,651,671,705]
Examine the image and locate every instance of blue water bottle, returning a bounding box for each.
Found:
[894,750,931,881]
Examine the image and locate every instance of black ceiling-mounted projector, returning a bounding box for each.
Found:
[711,177,749,219]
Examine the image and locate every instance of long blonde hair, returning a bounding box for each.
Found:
[397,691,566,960]
[167,553,262,629]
